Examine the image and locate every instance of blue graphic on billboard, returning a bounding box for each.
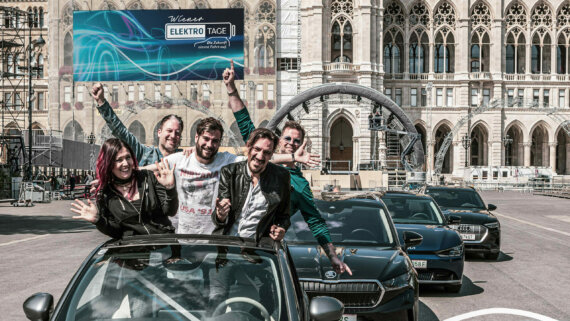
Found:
[73,9,244,82]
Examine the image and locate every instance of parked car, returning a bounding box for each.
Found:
[23,234,344,321]
[423,186,501,260]
[381,191,464,293]
[285,192,422,321]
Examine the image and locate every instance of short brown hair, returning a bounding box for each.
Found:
[159,114,184,132]
[246,128,279,152]
[282,121,305,142]
[196,117,224,137]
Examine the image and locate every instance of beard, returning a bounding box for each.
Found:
[196,143,217,160]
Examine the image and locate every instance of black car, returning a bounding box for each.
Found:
[23,234,344,321]
[381,191,464,293]
[285,192,422,321]
[423,186,501,260]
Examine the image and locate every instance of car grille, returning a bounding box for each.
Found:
[300,280,383,308]
[417,269,456,281]
[448,224,487,241]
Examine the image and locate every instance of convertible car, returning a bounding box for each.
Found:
[285,192,422,321]
[23,234,344,321]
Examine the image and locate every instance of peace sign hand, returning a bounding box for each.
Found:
[154,159,176,190]
[71,199,99,223]
[223,59,237,94]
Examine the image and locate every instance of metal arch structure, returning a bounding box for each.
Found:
[433,98,570,175]
[266,83,425,171]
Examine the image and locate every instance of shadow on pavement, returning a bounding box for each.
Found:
[0,214,95,235]
[418,300,440,321]
[466,251,513,263]
[419,275,484,298]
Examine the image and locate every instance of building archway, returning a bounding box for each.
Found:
[470,123,489,166]
[531,124,549,166]
[329,117,353,171]
[189,119,202,146]
[414,123,427,170]
[63,121,84,142]
[505,124,524,166]
[128,120,146,144]
[434,124,453,173]
[555,129,568,174]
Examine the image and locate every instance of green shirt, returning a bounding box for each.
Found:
[233,108,332,247]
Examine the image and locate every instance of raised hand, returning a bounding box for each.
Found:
[216,198,231,221]
[223,59,237,94]
[154,159,176,189]
[269,225,286,241]
[71,199,99,223]
[91,83,105,105]
[294,140,321,167]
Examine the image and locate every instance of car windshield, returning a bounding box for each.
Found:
[285,199,395,246]
[425,188,486,209]
[382,195,445,225]
[56,244,286,321]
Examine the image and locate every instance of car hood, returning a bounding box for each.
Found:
[395,224,461,252]
[288,244,409,281]
[441,208,498,224]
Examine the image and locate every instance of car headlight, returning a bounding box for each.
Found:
[382,272,411,291]
[436,244,464,257]
[484,222,500,229]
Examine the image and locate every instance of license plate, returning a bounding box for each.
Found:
[412,260,427,269]
[460,233,476,240]
[341,314,357,321]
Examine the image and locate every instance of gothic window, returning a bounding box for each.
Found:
[101,1,118,10]
[434,27,454,73]
[127,0,143,9]
[156,1,171,10]
[331,16,353,62]
[531,28,551,74]
[195,0,209,9]
[409,29,428,73]
[434,2,455,29]
[254,25,275,70]
[62,3,79,26]
[506,2,527,29]
[470,2,491,72]
[409,2,430,27]
[506,28,525,74]
[63,121,85,142]
[64,32,73,67]
[128,121,146,144]
[255,0,275,24]
[383,28,403,73]
[331,0,353,19]
[384,1,404,27]
[231,1,250,25]
[531,2,552,29]
[558,29,570,74]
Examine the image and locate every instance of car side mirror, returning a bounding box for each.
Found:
[309,296,344,321]
[403,231,423,251]
[23,293,53,321]
[488,204,497,211]
[447,215,461,225]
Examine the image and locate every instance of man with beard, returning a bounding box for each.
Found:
[91,83,183,166]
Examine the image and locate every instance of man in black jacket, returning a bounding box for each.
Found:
[212,128,291,242]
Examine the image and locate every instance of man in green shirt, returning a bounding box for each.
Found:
[223,61,351,275]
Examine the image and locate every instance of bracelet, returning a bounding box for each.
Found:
[227,90,239,97]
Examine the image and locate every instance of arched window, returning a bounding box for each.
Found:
[64,32,73,67]
[62,3,77,26]
[27,8,33,28]
[189,119,202,145]
[195,0,209,9]
[128,121,146,144]
[127,0,143,9]
[255,0,275,24]
[33,8,39,27]
[37,54,44,78]
[39,8,44,27]
[409,28,428,73]
[434,2,456,73]
[383,28,403,73]
[254,25,275,70]
[506,28,526,74]
[532,28,551,73]
[231,1,250,65]
[558,29,570,74]
[331,17,353,63]
[156,1,171,9]
[470,2,492,72]
[63,121,85,142]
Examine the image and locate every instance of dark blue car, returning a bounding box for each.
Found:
[382,192,464,293]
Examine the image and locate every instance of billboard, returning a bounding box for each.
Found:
[73,9,244,82]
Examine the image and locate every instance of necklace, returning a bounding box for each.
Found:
[114,182,132,194]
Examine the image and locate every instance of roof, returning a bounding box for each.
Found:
[316,191,385,202]
[102,234,277,251]
[383,190,432,199]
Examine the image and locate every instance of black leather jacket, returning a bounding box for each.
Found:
[95,170,178,239]
[212,161,291,242]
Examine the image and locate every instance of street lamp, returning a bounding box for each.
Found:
[26,13,46,180]
[462,134,471,167]
[503,134,513,166]
[87,132,96,172]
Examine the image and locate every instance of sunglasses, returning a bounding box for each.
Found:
[282,136,302,146]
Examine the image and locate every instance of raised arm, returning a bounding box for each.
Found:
[91,83,147,162]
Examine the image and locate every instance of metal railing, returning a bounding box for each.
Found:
[322,160,352,173]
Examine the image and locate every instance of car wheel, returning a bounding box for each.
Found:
[484,252,500,260]
[445,284,462,293]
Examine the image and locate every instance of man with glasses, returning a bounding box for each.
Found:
[224,61,351,275]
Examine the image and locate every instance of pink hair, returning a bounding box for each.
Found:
[95,138,139,199]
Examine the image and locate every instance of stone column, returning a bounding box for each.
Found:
[549,143,557,171]
[427,142,435,176]
[353,137,359,172]
[523,142,532,167]
[452,141,461,176]
[517,142,524,166]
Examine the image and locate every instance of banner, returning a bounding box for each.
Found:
[73,9,244,82]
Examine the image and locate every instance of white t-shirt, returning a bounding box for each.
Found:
[165,151,244,234]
